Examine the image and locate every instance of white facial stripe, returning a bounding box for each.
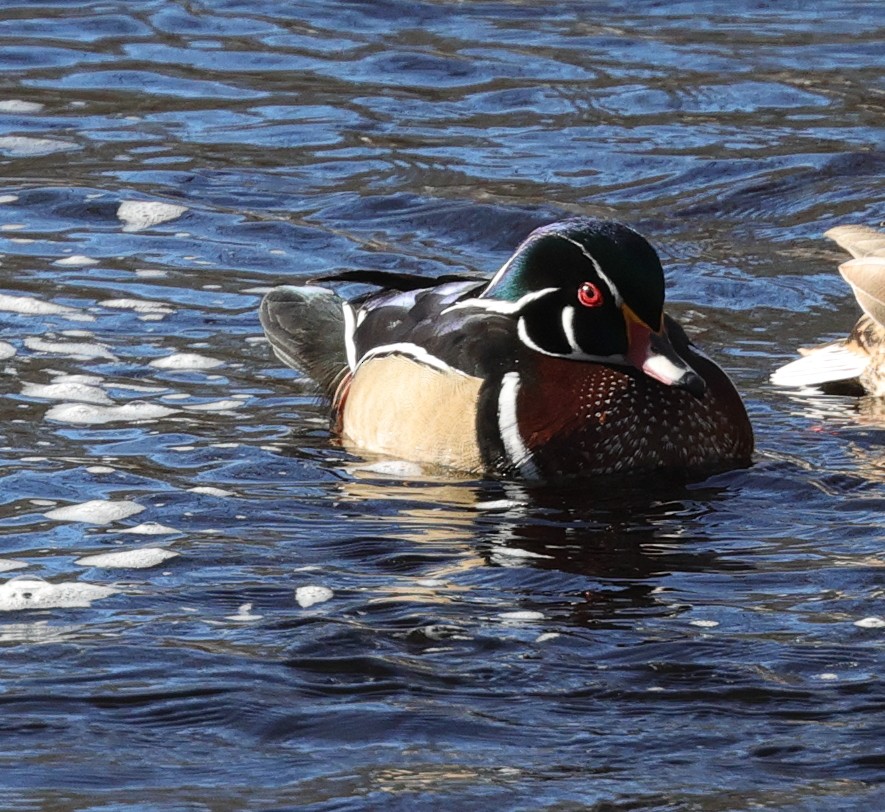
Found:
[355,341,466,376]
[519,313,629,365]
[516,316,548,355]
[561,305,581,353]
[558,234,622,306]
[342,302,357,371]
[497,372,539,479]
[442,286,557,316]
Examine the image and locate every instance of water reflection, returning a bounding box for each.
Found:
[330,465,752,627]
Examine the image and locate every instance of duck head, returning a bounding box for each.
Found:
[479,219,706,397]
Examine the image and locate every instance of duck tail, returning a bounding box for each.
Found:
[259,286,349,400]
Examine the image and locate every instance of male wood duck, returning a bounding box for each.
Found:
[260,218,753,478]
[771,225,885,396]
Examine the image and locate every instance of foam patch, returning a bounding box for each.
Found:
[188,486,233,497]
[53,255,98,267]
[0,136,78,157]
[149,353,224,370]
[76,548,178,569]
[119,522,180,535]
[0,99,43,113]
[100,298,174,316]
[0,578,117,611]
[22,381,112,405]
[295,585,333,608]
[0,293,88,320]
[24,337,115,360]
[182,399,242,411]
[225,602,262,622]
[0,559,27,573]
[45,402,177,424]
[44,499,144,524]
[117,200,188,232]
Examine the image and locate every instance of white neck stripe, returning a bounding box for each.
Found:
[342,302,357,371]
[497,372,539,479]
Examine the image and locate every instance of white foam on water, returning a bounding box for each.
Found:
[489,545,551,560]
[0,342,15,360]
[53,255,98,267]
[225,602,262,622]
[816,673,840,681]
[0,136,78,157]
[21,381,112,405]
[44,499,144,524]
[76,547,178,569]
[149,352,224,370]
[50,373,104,386]
[60,329,96,339]
[854,617,885,629]
[0,193,19,204]
[689,619,720,628]
[113,383,167,393]
[0,100,44,113]
[189,486,233,497]
[117,200,188,232]
[497,610,545,622]
[46,402,177,425]
[100,298,173,316]
[119,522,180,535]
[0,559,27,573]
[0,577,117,611]
[182,399,243,411]
[24,337,115,360]
[86,465,116,474]
[295,585,333,608]
[0,293,88,320]
[535,632,560,643]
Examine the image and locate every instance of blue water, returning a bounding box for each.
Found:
[0,1,883,809]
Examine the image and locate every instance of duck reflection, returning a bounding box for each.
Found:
[332,459,748,624]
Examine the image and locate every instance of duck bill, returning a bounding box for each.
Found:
[623,306,706,398]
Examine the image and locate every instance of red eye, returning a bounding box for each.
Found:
[577,282,604,308]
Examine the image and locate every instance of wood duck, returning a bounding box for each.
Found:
[771,224,885,397]
[261,218,753,478]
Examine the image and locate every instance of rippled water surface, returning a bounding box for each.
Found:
[1,1,883,809]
